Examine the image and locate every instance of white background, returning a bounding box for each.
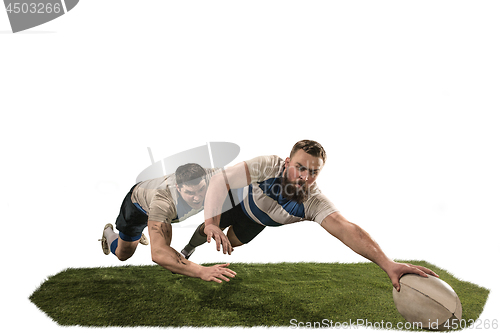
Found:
[1,1,499,332]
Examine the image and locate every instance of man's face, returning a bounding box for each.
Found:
[176,179,207,210]
[282,149,324,202]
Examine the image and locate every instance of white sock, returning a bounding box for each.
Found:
[104,226,119,247]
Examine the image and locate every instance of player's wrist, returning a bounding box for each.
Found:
[197,265,211,281]
[204,221,220,229]
[376,257,396,273]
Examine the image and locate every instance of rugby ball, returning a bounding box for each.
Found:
[393,274,462,330]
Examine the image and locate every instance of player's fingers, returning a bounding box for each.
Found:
[217,264,237,276]
[206,230,212,243]
[211,277,222,283]
[211,264,236,279]
[218,263,235,270]
[218,274,231,282]
[221,268,236,277]
[215,234,222,251]
[392,278,401,292]
[415,265,439,277]
[410,266,429,278]
[225,270,236,278]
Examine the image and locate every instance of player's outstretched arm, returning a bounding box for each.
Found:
[148,220,236,283]
[321,212,438,291]
[204,161,251,254]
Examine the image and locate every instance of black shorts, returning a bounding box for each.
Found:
[115,184,149,241]
[219,193,265,244]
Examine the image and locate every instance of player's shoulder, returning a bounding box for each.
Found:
[135,175,170,190]
[245,154,283,168]
[245,155,284,182]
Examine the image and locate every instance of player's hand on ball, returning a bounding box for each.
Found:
[200,263,236,283]
[387,262,439,292]
[204,224,233,255]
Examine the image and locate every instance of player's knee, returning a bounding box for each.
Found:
[115,247,136,261]
[116,252,132,261]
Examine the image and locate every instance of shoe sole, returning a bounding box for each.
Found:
[100,223,114,255]
[139,233,149,246]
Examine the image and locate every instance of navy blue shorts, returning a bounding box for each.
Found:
[115,184,149,241]
[219,193,265,244]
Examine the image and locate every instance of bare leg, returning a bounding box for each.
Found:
[114,238,141,261]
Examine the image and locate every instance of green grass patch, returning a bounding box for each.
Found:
[29,261,489,329]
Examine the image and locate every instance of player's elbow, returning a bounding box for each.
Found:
[151,253,159,265]
[151,248,163,265]
[151,248,179,273]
